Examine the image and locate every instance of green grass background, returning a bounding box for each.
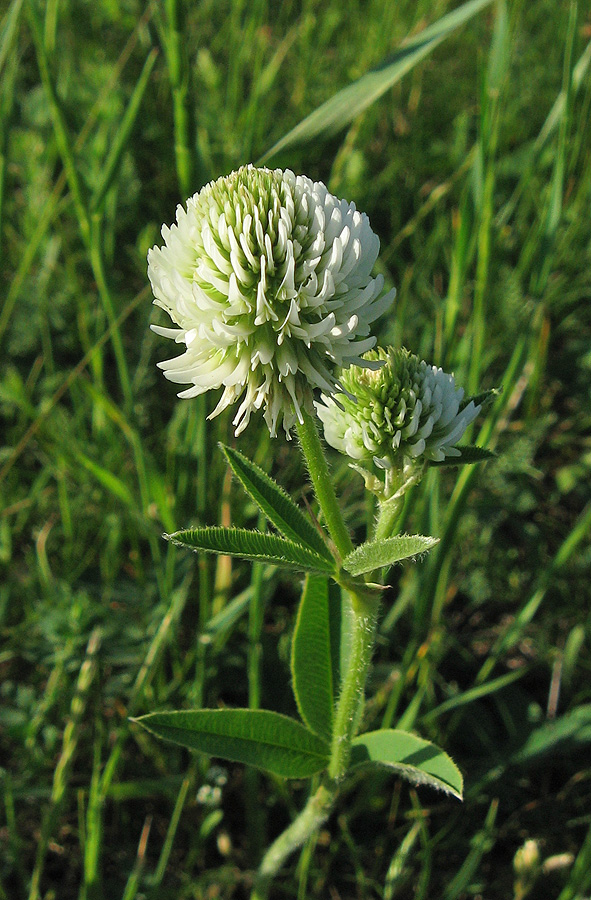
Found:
[1,0,591,898]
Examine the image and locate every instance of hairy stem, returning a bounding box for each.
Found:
[296,410,353,560]
[250,587,379,898]
[328,590,379,780]
[251,413,380,897]
[251,780,337,900]
[374,497,404,542]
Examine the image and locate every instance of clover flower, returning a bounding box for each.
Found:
[148,165,394,436]
[316,347,480,499]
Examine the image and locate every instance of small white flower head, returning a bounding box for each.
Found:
[316,347,480,498]
[148,165,394,437]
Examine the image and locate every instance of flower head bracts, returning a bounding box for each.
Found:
[148,165,394,437]
[316,347,481,499]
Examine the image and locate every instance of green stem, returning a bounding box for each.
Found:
[251,412,379,896]
[89,216,133,412]
[251,780,337,900]
[245,557,267,862]
[164,0,194,197]
[328,590,379,780]
[250,587,379,897]
[374,497,404,542]
[296,410,353,560]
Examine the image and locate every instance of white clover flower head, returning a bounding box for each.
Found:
[316,347,480,497]
[148,165,394,437]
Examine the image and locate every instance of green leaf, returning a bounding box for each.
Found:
[291,575,334,741]
[260,0,494,161]
[166,526,335,574]
[329,579,350,705]
[342,534,438,577]
[132,709,330,778]
[350,729,463,799]
[511,704,591,765]
[71,448,136,509]
[220,444,331,560]
[428,446,496,468]
[460,386,501,411]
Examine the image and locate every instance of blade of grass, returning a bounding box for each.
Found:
[497,35,591,229]
[121,817,152,900]
[26,0,140,411]
[2,770,27,898]
[0,287,148,489]
[0,45,18,254]
[259,0,494,162]
[520,4,578,422]
[28,628,101,900]
[81,575,192,897]
[245,516,268,863]
[158,0,196,196]
[147,763,195,893]
[556,821,591,900]
[81,715,104,900]
[78,379,177,597]
[25,0,89,241]
[442,799,498,900]
[0,1,157,352]
[411,791,432,900]
[468,0,509,397]
[0,0,25,75]
[383,821,421,900]
[516,2,577,296]
[417,329,530,628]
[0,0,23,245]
[421,667,528,723]
[42,0,57,54]
[532,1,577,298]
[477,500,591,684]
[157,1,212,693]
[90,48,159,214]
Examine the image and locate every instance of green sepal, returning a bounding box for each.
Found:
[166,526,335,574]
[349,729,463,799]
[460,386,501,411]
[220,444,331,560]
[428,446,496,468]
[132,708,330,778]
[342,534,438,577]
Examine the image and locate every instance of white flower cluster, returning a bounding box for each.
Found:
[316,347,480,498]
[148,165,394,436]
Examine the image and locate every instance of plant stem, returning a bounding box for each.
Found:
[251,780,337,900]
[296,410,353,560]
[374,497,404,542]
[328,589,379,779]
[251,413,379,896]
[251,587,379,897]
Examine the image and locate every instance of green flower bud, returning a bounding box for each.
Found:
[316,347,480,499]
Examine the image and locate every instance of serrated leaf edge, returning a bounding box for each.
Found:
[220,444,331,560]
[166,526,335,573]
[349,729,463,799]
[342,534,439,576]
